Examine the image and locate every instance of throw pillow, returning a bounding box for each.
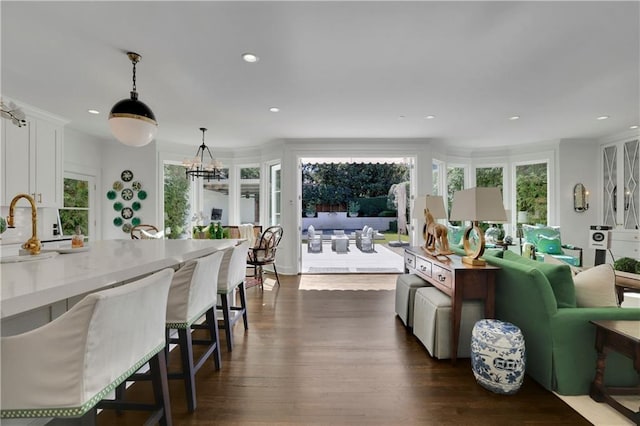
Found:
[543,254,581,275]
[503,250,577,308]
[522,224,561,247]
[572,264,618,308]
[537,234,563,255]
[447,223,464,246]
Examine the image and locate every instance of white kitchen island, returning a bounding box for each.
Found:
[1,239,238,335]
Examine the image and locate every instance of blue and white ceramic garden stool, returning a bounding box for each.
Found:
[471,319,526,395]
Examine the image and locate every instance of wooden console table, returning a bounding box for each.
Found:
[404,247,499,364]
[615,271,640,305]
[589,320,640,424]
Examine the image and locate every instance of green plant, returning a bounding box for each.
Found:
[497,227,506,241]
[613,257,639,273]
[348,200,360,214]
[164,164,190,239]
[305,203,317,216]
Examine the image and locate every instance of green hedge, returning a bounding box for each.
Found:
[358,196,389,217]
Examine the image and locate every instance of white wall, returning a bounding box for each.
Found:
[57,124,629,272]
[100,141,157,239]
[64,127,105,240]
[558,139,598,266]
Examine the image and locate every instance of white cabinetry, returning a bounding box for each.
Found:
[609,229,640,261]
[1,107,66,207]
[601,139,639,230]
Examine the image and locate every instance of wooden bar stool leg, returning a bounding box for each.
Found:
[178,328,197,412]
[150,350,173,426]
[205,307,222,369]
[221,294,233,351]
[239,284,248,330]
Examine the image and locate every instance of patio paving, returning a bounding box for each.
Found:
[301,241,405,274]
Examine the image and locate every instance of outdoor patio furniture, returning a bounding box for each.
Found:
[307,225,323,253]
[355,226,375,252]
[331,234,349,253]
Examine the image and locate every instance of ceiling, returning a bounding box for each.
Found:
[2,1,639,151]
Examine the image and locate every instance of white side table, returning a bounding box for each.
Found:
[331,235,349,253]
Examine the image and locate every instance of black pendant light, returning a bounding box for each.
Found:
[183,128,225,181]
[108,52,158,147]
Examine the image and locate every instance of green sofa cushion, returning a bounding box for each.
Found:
[503,251,576,308]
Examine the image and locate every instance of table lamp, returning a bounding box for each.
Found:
[449,187,507,265]
[413,195,452,256]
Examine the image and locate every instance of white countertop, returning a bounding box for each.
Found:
[1,239,238,320]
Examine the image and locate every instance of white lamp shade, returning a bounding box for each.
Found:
[413,195,447,219]
[108,116,158,147]
[449,187,507,222]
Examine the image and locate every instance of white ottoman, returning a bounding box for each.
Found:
[394,274,429,328]
[471,319,526,395]
[413,287,484,359]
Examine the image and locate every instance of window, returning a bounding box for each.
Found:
[515,162,548,225]
[203,170,229,226]
[446,165,465,217]
[432,160,443,195]
[59,173,94,238]
[240,166,260,224]
[164,163,191,239]
[476,166,504,193]
[269,163,281,226]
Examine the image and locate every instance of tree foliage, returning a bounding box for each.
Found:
[59,178,89,236]
[476,167,503,191]
[516,163,547,224]
[164,164,191,239]
[446,167,465,219]
[302,163,409,213]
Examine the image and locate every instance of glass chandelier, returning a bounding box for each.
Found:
[183,128,225,181]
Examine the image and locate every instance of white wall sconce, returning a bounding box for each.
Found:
[573,183,589,212]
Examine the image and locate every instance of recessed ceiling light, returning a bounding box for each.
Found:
[630,125,639,129]
[269,107,280,113]
[597,115,609,120]
[242,53,259,63]
[88,109,100,115]
[424,115,435,120]
[509,115,520,121]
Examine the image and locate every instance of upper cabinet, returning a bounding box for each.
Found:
[2,104,66,207]
[602,139,639,230]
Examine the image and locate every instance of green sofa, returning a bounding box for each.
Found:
[473,250,640,395]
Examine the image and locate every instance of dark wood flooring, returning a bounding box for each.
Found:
[98,274,589,425]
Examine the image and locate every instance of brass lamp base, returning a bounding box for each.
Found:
[461,221,486,266]
[461,256,486,266]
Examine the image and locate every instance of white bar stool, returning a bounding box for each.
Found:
[1,269,175,425]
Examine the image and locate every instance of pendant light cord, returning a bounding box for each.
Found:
[131,61,137,93]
